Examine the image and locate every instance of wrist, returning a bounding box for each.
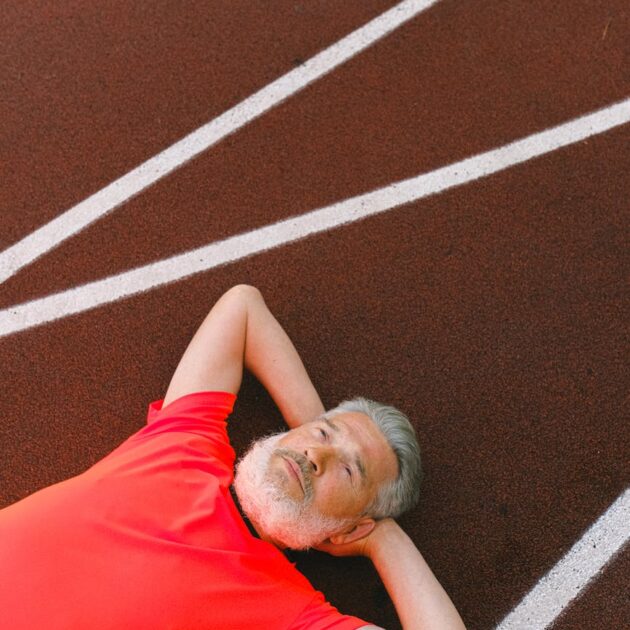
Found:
[364,518,402,560]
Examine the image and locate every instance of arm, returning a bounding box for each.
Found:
[163,285,324,428]
[317,519,466,630]
[367,520,466,630]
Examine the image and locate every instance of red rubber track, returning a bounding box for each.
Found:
[1,2,629,629]
[0,0,394,244]
[2,1,629,307]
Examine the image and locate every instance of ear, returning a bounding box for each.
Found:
[329,518,376,546]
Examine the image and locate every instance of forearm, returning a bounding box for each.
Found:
[242,288,325,428]
[164,286,324,425]
[367,520,466,630]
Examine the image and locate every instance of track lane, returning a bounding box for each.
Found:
[1,100,629,333]
[496,490,629,629]
[550,547,629,630]
[0,0,440,284]
[1,0,627,307]
[0,0,396,244]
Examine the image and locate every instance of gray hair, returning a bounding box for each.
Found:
[324,397,422,519]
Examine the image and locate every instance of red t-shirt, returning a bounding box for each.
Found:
[0,391,368,629]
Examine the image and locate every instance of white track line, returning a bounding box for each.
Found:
[496,487,630,630]
[0,96,629,339]
[0,0,440,285]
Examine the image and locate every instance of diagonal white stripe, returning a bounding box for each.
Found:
[0,0,440,285]
[496,488,630,630]
[0,96,629,339]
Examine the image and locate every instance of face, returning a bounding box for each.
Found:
[233,412,398,549]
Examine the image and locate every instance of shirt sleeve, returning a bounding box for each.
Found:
[144,390,236,429]
[139,389,236,440]
[289,592,369,630]
[89,391,237,475]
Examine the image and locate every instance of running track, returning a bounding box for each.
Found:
[1,2,628,628]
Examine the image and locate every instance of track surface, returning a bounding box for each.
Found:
[1,2,628,629]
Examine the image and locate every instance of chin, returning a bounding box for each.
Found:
[233,434,350,550]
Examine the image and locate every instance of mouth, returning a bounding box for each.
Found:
[282,455,305,494]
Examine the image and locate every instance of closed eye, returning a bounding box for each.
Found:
[318,428,329,441]
[343,464,357,492]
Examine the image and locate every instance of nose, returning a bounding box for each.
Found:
[304,445,336,476]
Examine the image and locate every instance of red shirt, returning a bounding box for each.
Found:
[0,391,368,629]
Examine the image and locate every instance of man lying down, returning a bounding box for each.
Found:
[0,285,466,630]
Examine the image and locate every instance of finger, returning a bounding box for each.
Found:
[313,541,335,554]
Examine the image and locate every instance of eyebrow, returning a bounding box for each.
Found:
[324,417,367,487]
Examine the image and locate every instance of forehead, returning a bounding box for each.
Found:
[326,411,398,484]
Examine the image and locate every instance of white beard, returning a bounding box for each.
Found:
[233,433,351,550]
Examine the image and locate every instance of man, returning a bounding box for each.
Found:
[0,285,466,629]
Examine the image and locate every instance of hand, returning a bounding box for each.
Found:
[314,518,398,559]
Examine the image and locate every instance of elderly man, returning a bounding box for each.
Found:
[0,285,465,629]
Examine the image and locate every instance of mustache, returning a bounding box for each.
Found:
[274,447,313,498]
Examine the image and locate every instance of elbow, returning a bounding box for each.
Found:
[225,284,263,302]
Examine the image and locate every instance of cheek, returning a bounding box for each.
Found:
[313,476,359,518]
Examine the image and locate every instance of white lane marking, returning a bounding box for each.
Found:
[496,488,630,630]
[0,96,629,339]
[0,0,440,284]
